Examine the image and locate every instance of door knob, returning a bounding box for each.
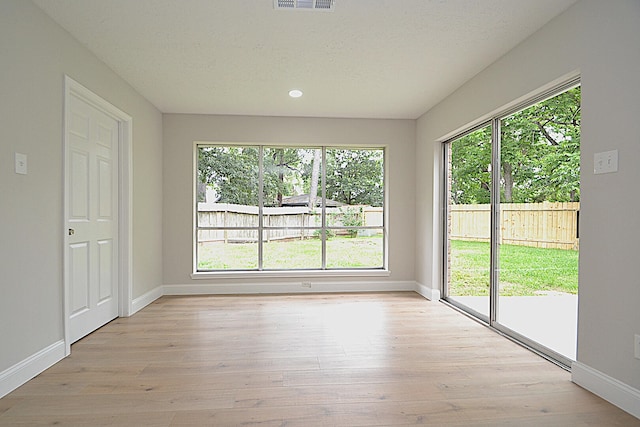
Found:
[68,228,75,236]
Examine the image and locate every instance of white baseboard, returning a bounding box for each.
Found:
[130,286,163,315]
[163,280,416,296]
[414,282,441,301]
[0,340,65,399]
[572,361,640,419]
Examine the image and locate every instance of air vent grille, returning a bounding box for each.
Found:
[315,0,333,9]
[274,0,335,11]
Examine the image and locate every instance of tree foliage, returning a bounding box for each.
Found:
[198,146,259,205]
[262,148,304,206]
[326,149,384,207]
[451,87,580,204]
[198,146,385,207]
[450,126,492,204]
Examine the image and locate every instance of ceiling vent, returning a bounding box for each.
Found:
[274,0,335,11]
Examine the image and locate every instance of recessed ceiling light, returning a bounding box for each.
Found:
[289,89,303,98]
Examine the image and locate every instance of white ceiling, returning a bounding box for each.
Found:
[33,0,577,119]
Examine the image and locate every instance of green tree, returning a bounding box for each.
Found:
[198,146,259,205]
[450,125,492,204]
[500,86,581,203]
[450,86,580,204]
[199,146,385,208]
[198,146,306,207]
[263,148,303,206]
[326,149,384,206]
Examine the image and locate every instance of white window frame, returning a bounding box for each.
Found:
[192,143,389,277]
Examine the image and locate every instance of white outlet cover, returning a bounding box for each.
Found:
[15,152,27,175]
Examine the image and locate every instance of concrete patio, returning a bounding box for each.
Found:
[449,294,578,361]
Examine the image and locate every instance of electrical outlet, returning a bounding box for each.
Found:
[634,334,640,360]
[301,281,312,288]
[15,152,27,175]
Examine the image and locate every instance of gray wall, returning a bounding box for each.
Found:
[162,114,415,287]
[416,0,640,389]
[0,0,163,370]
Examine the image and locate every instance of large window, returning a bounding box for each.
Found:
[196,145,385,272]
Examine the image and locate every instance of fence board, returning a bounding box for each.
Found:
[197,204,383,243]
[450,202,579,250]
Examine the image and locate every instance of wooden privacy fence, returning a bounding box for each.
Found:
[197,203,383,243]
[450,202,579,250]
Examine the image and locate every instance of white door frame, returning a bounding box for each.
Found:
[63,75,133,355]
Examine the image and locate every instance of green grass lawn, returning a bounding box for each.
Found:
[198,235,383,270]
[199,237,576,296]
[450,240,578,296]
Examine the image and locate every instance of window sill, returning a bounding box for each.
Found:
[191,269,391,280]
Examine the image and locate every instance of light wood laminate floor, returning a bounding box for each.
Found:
[1,292,638,426]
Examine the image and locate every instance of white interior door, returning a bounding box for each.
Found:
[66,92,119,343]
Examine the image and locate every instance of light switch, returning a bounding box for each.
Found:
[593,150,618,174]
[15,152,27,175]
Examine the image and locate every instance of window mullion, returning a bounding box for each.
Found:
[258,146,264,270]
[321,147,327,270]
[489,118,501,325]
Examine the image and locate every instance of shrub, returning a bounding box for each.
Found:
[341,206,364,238]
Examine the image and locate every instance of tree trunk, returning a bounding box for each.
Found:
[197,181,207,203]
[502,162,514,202]
[277,150,284,206]
[308,149,321,210]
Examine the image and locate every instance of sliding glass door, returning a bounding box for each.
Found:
[443,82,580,366]
[496,87,581,362]
[444,124,492,320]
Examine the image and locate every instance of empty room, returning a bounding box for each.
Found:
[1,0,639,425]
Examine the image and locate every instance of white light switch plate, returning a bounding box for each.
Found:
[594,150,618,174]
[15,152,27,175]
